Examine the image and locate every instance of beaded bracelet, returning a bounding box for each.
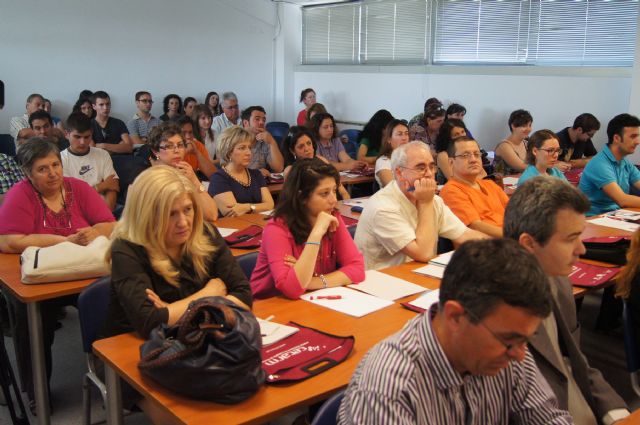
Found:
[319,274,328,289]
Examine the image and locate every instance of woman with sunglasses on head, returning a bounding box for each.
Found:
[146,122,218,221]
[409,103,446,153]
[250,158,365,299]
[517,130,567,185]
[282,126,350,199]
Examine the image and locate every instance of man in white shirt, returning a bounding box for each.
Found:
[9,93,45,146]
[60,113,119,210]
[354,141,485,270]
[211,91,241,138]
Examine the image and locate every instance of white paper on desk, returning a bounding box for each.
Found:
[412,264,446,279]
[429,251,454,267]
[260,210,273,216]
[588,217,639,232]
[348,270,427,301]
[408,289,440,310]
[300,286,394,317]
[257,318,299,346]
[342,198,369,207]
[215,227,237,237]
[502,177,519,186]
[340,172,359,178]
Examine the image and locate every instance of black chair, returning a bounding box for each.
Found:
[236,252,259,280]
[77,277,111,425]
[311,390,344,425]
[110,154,148,206]
[0,134,16,157]
[622,300,640,397]
[0,311,29,424]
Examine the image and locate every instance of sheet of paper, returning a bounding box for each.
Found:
[412,264,445,279]
[408,289,440,310]
[300,287,394,318]
[588,217,640,232]
[257,318,300,346]
[428,250,454,267]
[342,197,369,207]
[348,270,427,301]
[502,176,519,186]
[260,210,274,216]
[215,227,238,237]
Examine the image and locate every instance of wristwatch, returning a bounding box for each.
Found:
[198,184,206,193]
[250,204,256,212]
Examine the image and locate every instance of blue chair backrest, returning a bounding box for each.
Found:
[311,390,345,425]
[78,276,111,354]
[623,301,640,373]
[236,252,259,280]
[348,225,356,239]
[0,134,16,157]
[339,129,361,160]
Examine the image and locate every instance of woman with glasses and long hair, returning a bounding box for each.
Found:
[145,122,218,221]
[517,130,567,185]
[0,138,115,411]
[250,158,364,299]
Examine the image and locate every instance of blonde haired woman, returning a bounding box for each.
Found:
[101,166,252,417]
[209,126,275,216]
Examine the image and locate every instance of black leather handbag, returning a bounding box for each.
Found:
[138,296,265,404]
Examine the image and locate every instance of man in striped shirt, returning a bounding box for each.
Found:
[339,239,573,425]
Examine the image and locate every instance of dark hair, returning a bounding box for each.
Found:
[190,104,214,144]
[305,103,328,127]
[90,91,109,105]
[283,126,316,166]
[439,239,551,321]
[436,119,467,153]
[424,104,446,120]
[135,91,150,101]
[205,92,222,116]
[71,97,96,118]
[78,90,93,101]
[29,110,53,127]
[504,177,590,245]
[299,88,315,103]
[175,114,194,128]
[26,93,44,104]
[147,122,183,151]
[423,97,442,113]
[378,119,409,159]
[446,136,478,158]
[163,94,183,114]
[16,138,60,174]
[64,112,92,133]
[43,98,51,106]
[184,97,197,107]
[446,103,466,118]
[573,113,600,133]
[525,129,559,164]
[358,109,394,152]
[311,113,337,141]
[274,158,340,245]
[241,105,266,123]
[508,109,533,132]
[607,113,640,146]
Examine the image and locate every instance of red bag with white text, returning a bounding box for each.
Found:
[261,322,354,384]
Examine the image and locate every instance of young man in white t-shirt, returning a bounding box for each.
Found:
[60,112,119,210]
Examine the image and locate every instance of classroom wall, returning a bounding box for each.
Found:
[0,0,277,133]
[293,67,632,152]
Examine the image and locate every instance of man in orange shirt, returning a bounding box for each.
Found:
[440,136,509,237]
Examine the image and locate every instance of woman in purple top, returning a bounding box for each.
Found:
[209,126,274,217]
[250,158,365,299]
[311,112,366,172]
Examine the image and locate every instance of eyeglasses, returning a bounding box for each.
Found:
[159,143,186,151]
[138,99,153,104]
[453,152,482,161]
[399,163,437,175]
[538,148,561,155]
[224,104,239,110]
[466,309,529,353]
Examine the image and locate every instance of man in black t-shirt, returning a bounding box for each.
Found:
[90,90,132,154]
[556,113,600,169]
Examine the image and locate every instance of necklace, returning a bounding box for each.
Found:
[223,165,252,188]
[31,181,72,231]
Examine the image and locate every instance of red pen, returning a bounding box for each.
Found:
[310,295,342,300]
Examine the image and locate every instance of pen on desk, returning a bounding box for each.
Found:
[310,295,342,300]
[264,315,275,321]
